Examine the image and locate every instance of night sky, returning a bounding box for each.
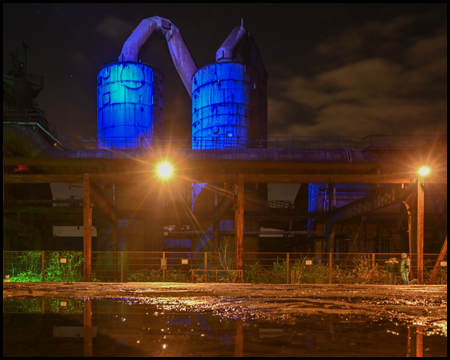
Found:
[3,4,447,141]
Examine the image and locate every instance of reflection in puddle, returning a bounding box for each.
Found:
[3,298,447,357]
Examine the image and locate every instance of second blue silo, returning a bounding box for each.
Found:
[97,62,163,149]
[192,62,264,150]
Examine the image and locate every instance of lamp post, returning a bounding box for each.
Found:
[416,166,430,284]
[153,162,173,252]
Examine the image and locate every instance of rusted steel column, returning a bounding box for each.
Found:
[204,252,208,282]
[112,219,118,281]
[417,182,424,284]
[428,236,447,284]
[83,299,93,357]
[235,174,244,277]
[213,185,219,269]
[41,251,45,282]
[83,174,92,282]
[120,252,124,282]
[286,253,290,284]
[371,253,375,284]
[328,252,332,284]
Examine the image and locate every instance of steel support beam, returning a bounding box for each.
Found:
[428,236,447,284]
[83,174,92,282]
[4,172,447,185]
[417,181,424,284]
[235,174,244,276]
[213,186,219,269]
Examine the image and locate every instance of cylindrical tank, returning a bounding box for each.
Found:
[97,62,163,149]
[192,62,265,150]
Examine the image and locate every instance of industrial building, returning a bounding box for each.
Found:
[3,17,447,284]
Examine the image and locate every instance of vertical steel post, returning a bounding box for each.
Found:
[41,251,45,282]
[204,252,207,282]
[112,219,118,281]
[235,174,244,280]
[286,253,290,284]
[328,252,332,284]
[120,252,124,282]
[163,252,166,282]
[417,182,424,284]
[371,253,375,284]
[83,174,92,282]
[213,186,219,270]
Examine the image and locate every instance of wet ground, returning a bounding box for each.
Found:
[3,283,447,357]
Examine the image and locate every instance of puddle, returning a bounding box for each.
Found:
[3,298,447,357]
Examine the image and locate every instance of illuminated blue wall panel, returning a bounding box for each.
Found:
[192,62,260,149]
[97,62,163,149]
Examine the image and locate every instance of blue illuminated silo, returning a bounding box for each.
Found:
[192,62,263,150]
[97,62,163,149]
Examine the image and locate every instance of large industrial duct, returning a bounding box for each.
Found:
[119,16,197,97]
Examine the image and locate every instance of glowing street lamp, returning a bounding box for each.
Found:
[418,166,430,177]
[157,163,173,179]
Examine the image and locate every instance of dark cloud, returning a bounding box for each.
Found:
[268,14,447,138]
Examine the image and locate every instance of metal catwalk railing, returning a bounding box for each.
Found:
[69,135,439,151]
[3,109,71,150]
[3,251,447,284]
[3,110,439,151]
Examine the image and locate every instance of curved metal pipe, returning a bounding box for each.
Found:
[216,26,248,62]
[215,25,268,82]
[119,16,197,96]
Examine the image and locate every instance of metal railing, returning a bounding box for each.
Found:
[361,135,439,149]
[3,251,446,284]
[74,135,439,151]
[3,111,439,151]
[3,109,71,150]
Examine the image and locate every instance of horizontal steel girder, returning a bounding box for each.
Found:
[4,172,446,184]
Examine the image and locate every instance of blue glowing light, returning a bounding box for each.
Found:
[97,62,163,149]
[191,62,262,150]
